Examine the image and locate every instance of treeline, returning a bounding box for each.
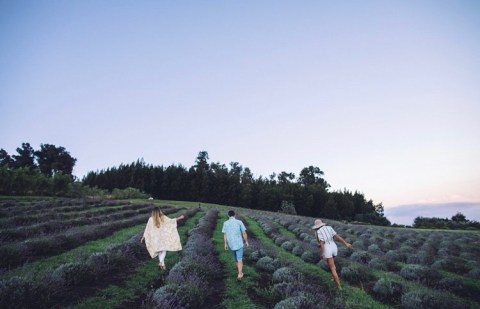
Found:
[1,143,76,177]
[83,151,390,225]
[413,212,480,230]
[0,143,146,199]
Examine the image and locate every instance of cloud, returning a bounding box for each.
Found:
[384,202,480,226]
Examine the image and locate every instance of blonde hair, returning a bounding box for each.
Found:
[151,207,165,228]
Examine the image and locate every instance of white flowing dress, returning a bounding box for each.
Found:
[143,216,182,258]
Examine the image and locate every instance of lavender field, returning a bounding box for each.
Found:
[0,197,479,309]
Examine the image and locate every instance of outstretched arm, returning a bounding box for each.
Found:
[334,234,352,249]
[175,215,185,221]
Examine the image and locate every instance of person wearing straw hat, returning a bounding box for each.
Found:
[312,218,352,289]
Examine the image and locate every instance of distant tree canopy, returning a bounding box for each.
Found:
[0,143,77,195]
[1,142,76,177]
[82,151,390,225]
[413,212,480,230]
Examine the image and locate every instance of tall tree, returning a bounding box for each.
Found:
[0,149,13,167]
[12,143,36,169]
[194,151,210,171]
[278,171,295,184]
[298,166,325,185]
[34,144,77,177]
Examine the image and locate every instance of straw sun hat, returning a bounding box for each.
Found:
[312,219,326,229]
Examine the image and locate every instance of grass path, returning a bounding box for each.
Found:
[213,210,260,309]
[66,211,204,309]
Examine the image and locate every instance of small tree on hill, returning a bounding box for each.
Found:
[451,212,467,222]
[280,200,297,215]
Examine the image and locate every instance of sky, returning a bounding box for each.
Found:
[1,1,479,225]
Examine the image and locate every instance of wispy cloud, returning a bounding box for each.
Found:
[384,202,480,226]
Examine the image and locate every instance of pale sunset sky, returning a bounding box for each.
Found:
[1,1,479,224]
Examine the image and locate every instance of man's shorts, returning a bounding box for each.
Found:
[231,247,244,262]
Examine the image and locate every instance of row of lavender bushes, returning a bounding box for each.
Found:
[0,201,140,228]
[0,203,155,243]
[0,198,119,216]
[265,212,479,308]
[0,206,180,270]
[150,209,223,309]
[0,207,199,309]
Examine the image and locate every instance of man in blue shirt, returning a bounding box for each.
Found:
[222,210,249,280]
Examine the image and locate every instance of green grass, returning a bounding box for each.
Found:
[67,211,203,309]
[213,210,261,309]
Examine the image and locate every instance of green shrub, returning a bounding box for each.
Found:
[435,277,465,294]
[372,277,404,304]
[352,240,366,250]
[292,245,304,256]
[340,263,374,284]
[385,250,406,262]
[350,251,371,264]
[468,267,480,279]
[400,264,441,285]
[0,276,49,309]
[368,258,387,271]
[406,254,422,265]
[274,295,319,309]
[318,259,330,272]
[367,244,383,255]
[337,247,353,258]
[152,285,180,309]
[248,249,267,262]
[256,256,277,272]
[301,251,321,264]
[275,236,287,246]
[51,263,91,286]
[401,289,468,309]
[281,241,295,251]
[272,267,301,283]
[404,238,423,248]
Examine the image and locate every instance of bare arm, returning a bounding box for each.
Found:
[320,240,326,260]
[224,233,228,250]
[334,234,352,249]
[175,215,185,221]
[242,231,249,247]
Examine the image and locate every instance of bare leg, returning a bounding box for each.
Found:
[158,251,167,269]
[236,260,244,279]
[327,258,341,289]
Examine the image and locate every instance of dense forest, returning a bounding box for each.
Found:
[83,151,390,225]
[1,144,389,225]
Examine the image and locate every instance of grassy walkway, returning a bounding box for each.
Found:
[66,211,203,309]
[213,210,260,309]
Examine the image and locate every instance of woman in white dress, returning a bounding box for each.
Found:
[141,207,184,270]
[312,219,352,289]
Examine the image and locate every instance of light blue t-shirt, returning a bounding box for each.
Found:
[222,217,246,251]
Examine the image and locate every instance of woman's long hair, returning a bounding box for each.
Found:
[151,207,164,228]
